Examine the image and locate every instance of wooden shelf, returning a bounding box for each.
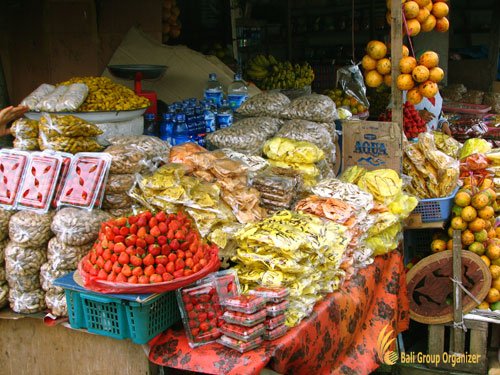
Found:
[404,214,447,230]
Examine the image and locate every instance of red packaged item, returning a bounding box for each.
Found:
[263,324,288,341]
[264,314,286,330]
[0,150,29,208]
[199,269,241,300]
[16,152,63,212]
[219,322,265,342]
[220,294,266,314]
[221,309,267,327]
[52,153,72,208]
[266,300,289,317]
[176,281,223,348]
[57,153,111,210]
[249,286,289,303]
[217,335,263,353]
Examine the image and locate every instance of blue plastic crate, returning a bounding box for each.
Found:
[55,272,180,344]
[413,187,458,223]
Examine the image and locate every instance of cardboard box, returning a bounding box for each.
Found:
[341,120,402,173]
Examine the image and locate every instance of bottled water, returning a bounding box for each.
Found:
[143,113,158,137]
[203,103,216,133]
[172,113,190,145]
[204,73,223,108]
[217,100,233,129]
[159,113,173,145]
[227,73,248,110]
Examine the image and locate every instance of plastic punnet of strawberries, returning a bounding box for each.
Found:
[81,210,217,284]
[379,101,427,139]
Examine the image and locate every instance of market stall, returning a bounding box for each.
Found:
[2,0,499,374]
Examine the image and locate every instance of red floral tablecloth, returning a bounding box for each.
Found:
[149,251,409,375]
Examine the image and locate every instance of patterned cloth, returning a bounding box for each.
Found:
[149,251,409,375]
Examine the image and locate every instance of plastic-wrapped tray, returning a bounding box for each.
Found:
[264,314,286,330]
[57,153,111,210]
[176,281,223,348]
[51,153,72,208]
[220,294,266,314]
[16,152,63,212]
[0,150,30,208]
[249,286,289,303]
[219,322,265,342]
[263,324,288,340]
[199,269,241,300]
[266,300,289,317]
[221,309,267,327]
[217,335,263,353]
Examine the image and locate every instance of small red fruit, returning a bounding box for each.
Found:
[155,255,168,265]
[128,275,138,284]
[122,264,132,277]
[136,238,147,249]
[114,242,126,253]
[170,239,180,250]
[155,211,167,222]
[138,275,150,284]
[158,222,168,234]
[148,244,161,256]
[156,264,166,274]
[119,226,129,236]
[162,272,174,281]
[150,274,162,283]
[118,252,130,265]
[166,261,175,274]
[143,253,155,267]
[130,255,142,267]
[144,265,155,277]
[116,273,127,282]
[145,234,155,245]
[97,269,108,280]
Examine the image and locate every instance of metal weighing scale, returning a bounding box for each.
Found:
[107,64,167,116]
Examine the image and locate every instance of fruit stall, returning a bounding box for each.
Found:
[0,0,499,374]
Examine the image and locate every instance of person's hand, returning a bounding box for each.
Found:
[0,105,29,136]
[441,122,452,137]
[418,109,435,123]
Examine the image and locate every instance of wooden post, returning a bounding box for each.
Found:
[451,230,465,354]
[390,0,403,174]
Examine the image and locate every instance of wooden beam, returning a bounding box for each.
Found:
[451,230,465,354]
[487,0,500,90]
[390,0,403,174]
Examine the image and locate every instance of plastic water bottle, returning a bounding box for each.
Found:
[143,113,158,137]
[227,73,248,110]
[203,103,216,133]
[217,100,233,129]
[159,113,173,145]
[185,107,197,140]
[195,106,205,135]
[172,113,190,145]
[204,73,223,108]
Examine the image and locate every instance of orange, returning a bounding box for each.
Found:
[486,288,499,303]
[376,58,392,75]
[412,65,430,83]
[402,45,410,57]
[481,255,491,267]
[407,88,423,105]
[429,67,444,83]
[396,74,415,90]
[406,19,421,37]
[416,8,430,24]
[414,0,431,6]
[432,2,449,18]
[365,70,384,88]
[383,74,392,87]
[362,55,377,71]
[399,56,418,73]
[403,1,420,19]
[366,41,387,60]
[435,17,450,33]
[419,51,440,69]
[421,14,436,32]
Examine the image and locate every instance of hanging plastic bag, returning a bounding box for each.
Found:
[336,64,370,109]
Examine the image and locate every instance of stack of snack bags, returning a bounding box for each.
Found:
[341,168,418,257]
[0,209,14,309]
[45,208,112,316]
[10,118,40,151]
[232,210,350,327]
[205,117,282,156]
[403,132,460,199]
[38,114,103,154]
[263,137,325,188]
[5,211,54,313]
[251,167,302,212]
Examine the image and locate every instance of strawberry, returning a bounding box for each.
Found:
[144,234,155,245]
[132,266,143,277]
[169,220,180,231]
[136,238,147,249]
[168,253,177,262]
[136,247,146,256]
[143,253,155,267]
[155,264,166,274]
[170,239,180,250]
[114,242,126,253]
[96,256,105,269]
[129,223,138,235]
[107,272,117,282]
[162,272,174,281]
[118,252,130,265]
[155,255,168,265]
[158,222,168,234]
[199,322,210,332]
[125,245,136,255]
[115,217,127,227]
[128,215,138,225]
[150,274,162,283]
[144,265,155,277]
[175,230,186,240]
[150,226,161,237]
[148,244,161,256]
[128,275,138,284]
[122,264,132,277]
[137,216,147,227]
[137,227,147,239]
[155,211,167,222]
[130,255,143,267]
[119,226,129,236]
[125,235,137,247]
[97,269,108,280]
[149,217,158,228]
[157,235,167,245]
[138,275,150,284]
[102,248,112,261]
[173,269,184,278]
[114,235,125,244]
[116,273,127,283]
[177,250,185,259]
[112,261,122,274]
[104,259,113,273]
[161,244,170,255]
[166,261,175,274]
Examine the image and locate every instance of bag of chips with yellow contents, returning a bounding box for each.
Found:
[263,137,324,164]
[357,169,402,204]
[365,222,402,256]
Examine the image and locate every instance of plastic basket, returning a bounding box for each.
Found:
[412,188,458,223]
[57,273,180,344]
[126,292,180,344]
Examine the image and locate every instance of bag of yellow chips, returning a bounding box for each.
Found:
[263,137,324,164]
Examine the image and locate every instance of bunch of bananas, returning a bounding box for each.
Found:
[245,55,315,90]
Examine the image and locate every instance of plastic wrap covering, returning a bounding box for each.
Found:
[280,94,338,123]
[8,211,54,247]
[9,288,46,314]
[20,83,55,110]
[47,237,91,270]
[236,92,290,117]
